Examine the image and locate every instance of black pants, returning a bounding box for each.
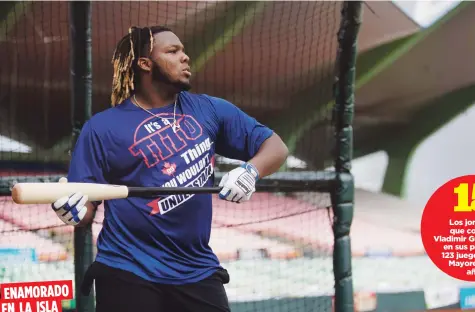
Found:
[82,261,231,312]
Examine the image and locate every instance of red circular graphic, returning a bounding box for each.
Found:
[421,175,475,281]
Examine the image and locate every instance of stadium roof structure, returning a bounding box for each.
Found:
[349,1,475,196]
[282,1,475,170]
[353,1,475,159]
[277,1,475,174]
[0,1,419,164]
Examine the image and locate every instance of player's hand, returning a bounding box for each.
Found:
[51,177,88,226]
[219,163,259,203]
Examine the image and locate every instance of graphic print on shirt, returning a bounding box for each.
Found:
[128,113,215,216]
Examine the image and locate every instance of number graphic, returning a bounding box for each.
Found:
[454,183,475,212]
[441,252,454,259]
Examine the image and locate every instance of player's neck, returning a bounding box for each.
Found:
[133,85,178,109]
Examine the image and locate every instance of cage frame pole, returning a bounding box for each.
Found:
[69,1,94,311]
[331,2,362,312]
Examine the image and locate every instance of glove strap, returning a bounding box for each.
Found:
[241,162,259,181]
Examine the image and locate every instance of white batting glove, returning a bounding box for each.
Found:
[219,163,259,203]
[51,177,88,226]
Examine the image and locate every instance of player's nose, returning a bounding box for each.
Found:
[181,52,190,63]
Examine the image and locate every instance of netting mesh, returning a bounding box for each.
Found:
[0,2,343,311]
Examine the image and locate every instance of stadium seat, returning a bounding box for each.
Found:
[0,219,68,262]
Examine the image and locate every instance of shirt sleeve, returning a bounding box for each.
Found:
[67,120,109,206]
[207,95,274,161]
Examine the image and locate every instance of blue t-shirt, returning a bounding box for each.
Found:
[67,91,274,285]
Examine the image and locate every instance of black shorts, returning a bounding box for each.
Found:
[81,261,231,312]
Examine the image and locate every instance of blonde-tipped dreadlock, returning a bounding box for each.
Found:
[110,26,172,106]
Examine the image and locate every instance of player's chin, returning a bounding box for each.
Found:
[177,78,192,91]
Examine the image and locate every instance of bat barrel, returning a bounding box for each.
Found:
[11,182,129,204]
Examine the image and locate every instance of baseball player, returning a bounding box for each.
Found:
[51,26,288,312]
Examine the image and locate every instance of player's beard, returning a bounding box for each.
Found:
[152,61,191,92]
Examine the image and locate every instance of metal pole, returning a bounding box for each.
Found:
[69,1,94,311]
[331,2,362,312]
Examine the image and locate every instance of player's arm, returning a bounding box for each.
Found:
[247,132,288,179]
[209,96,288,202]
[77,202,97,227]
[51,121,109,227]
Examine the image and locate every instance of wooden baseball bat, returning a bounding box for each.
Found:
[11,182,223,205]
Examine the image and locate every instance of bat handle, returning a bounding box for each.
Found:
[127,186,222,197]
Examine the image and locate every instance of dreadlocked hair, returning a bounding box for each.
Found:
[110,25,173,106]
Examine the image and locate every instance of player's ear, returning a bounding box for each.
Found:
[137,57,152,72]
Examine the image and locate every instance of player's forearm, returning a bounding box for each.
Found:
[76,202,96,227]
[248,133,288,178]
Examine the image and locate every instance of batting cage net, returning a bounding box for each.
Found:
[0,1,353,311]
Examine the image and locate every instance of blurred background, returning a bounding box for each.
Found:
[0,1,474,311]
